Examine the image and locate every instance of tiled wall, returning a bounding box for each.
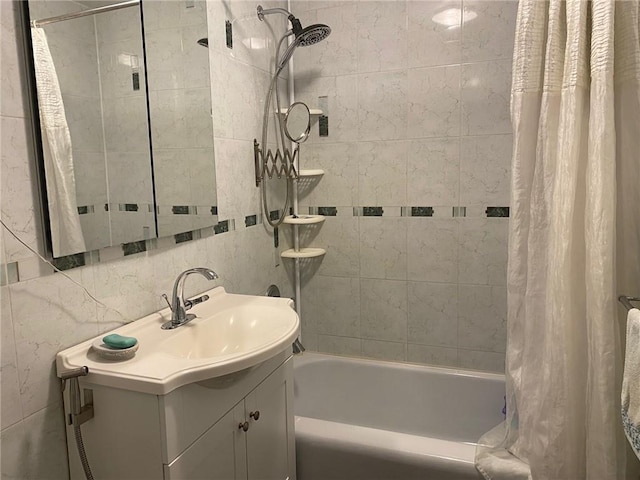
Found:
[291,0,516,371]
[0,0,288,477]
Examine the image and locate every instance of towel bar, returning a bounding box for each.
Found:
[619,295,640,311]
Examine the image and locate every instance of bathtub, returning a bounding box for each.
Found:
[294,353,505,480]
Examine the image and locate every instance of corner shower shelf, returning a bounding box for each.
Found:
[298,169,324,177]
[282,215,325,225]
[279,108,324,116]
[281,248,326,259]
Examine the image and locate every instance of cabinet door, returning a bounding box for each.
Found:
[164,402,247,480]
[245,358,295,480]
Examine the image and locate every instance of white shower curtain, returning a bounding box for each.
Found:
[31,27,86,256]
[476,1,640,479]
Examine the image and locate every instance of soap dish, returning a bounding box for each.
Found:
[91,339,139,361]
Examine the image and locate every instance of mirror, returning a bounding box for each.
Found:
[24,0,217,258]
[283,102,311,144]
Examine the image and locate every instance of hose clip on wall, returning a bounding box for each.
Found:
[60,366,94,426]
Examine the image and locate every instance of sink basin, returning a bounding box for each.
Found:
[56,287,300,395]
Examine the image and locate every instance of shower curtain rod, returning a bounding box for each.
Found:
[619,295,640,311]
[31,0,139,28]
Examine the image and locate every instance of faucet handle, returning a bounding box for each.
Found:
[161,294,172,309]
[184,294,210,311]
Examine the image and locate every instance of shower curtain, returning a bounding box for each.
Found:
[30,27,86,256]
[476,1,640,479]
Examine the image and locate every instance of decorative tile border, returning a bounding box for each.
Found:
[486,206,510,218]
[0,202,511,284]
[122,240,147,256]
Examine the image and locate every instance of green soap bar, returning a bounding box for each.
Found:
[103,334,138,349]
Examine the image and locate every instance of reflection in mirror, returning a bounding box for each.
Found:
[284,102,311,144]
[27,0,154,257]
[25,0,218,259]
[143,0,217,238]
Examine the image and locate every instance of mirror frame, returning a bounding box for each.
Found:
[283,101,311,144]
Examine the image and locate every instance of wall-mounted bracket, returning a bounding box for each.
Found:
[60,366,94,427]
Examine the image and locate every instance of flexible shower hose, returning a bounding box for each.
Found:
[74,424,94,480]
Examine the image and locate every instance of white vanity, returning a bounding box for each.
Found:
[56,287,299,480]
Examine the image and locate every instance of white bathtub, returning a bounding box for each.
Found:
[294,353,505,480]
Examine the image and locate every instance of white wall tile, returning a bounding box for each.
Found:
[458,219,508,286]
[294,3,358,78]
[303,274,360,337]
[458,348,505,373]
[0,0,26,118]
[297,142,358,206]
[457,284,507,352]
[357,71,408,141]
[407,65,460,138]
[407,219,459,283]
[461,1,517,63]
[408,282,458,347]
[317,334,361,356]
[362,339,407,362]
[408,0,462,68]
[1,286,22,430]
[356,1,407,73]
[360,278,408,342]
[10,269,99,417]
[358,140,407,206]
[0,116,39,263]
[359,217,407,281]
[407,137,460,206]
[461,60,512,135]
[460,134,512,205]
[0,403,69,479]
[313,216,360,277]
[294,74,359,144]
[407,343,458,367]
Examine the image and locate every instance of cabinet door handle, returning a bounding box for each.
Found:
[250,410,260,421]
[238,421,249,432]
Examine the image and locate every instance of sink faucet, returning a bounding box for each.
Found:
[162,268,219,330]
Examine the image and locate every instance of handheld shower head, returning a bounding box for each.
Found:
[277,23,331,69]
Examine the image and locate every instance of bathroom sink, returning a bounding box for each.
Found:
[56,287,300,395]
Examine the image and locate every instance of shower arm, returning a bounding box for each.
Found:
[257,6,294,21]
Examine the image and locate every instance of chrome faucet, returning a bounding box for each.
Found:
[162,267,219,330]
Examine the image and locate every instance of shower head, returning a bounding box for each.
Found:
[295,23,331,46]
[197,38,208,48]
[277,23,331,69]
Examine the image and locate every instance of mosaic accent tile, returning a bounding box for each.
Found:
[270,210,280,221]
[319,115,329,137]
[318,207,338,216]
[411,206,434,217]
[453,206,467,217]
[274,227,279,248]
[214,220,229,234]
[362,207,384,217]
[122,240,147,256]
[225,20,233,49]
[174,231,193,244]
[77,205,94,215]
[486,206,510,218]
[172,205,190,215]
[123,203,139,212]
[210,206,218,215]
[51,253,86,271]
[245,215,257,227]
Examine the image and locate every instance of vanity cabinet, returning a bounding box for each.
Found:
[65,350,296,480]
